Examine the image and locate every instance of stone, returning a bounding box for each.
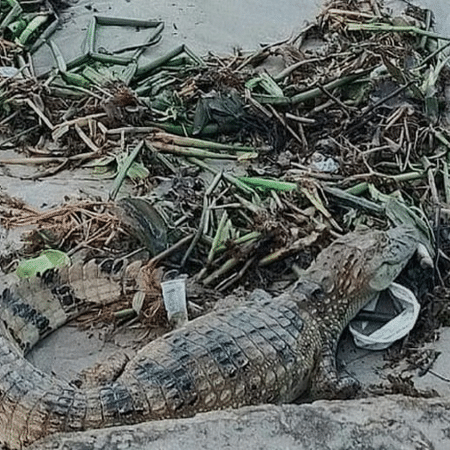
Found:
[29,395,450,449]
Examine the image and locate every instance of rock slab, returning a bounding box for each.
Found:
[29,395,450,449]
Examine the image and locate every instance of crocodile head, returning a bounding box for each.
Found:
[299,226,419,332]
[368,226,420,291]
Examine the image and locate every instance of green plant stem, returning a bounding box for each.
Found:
[207,210,229,263]
[202,257,238,286]
[149,141,238,159]
[189,157,255,195]
[153,132,267,152]
[252,70,370,106]
[181,171,222,267]
[239,176,297,192]
[344,182,369,195]
[109,140,144,200]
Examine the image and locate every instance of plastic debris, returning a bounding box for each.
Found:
[349,282,420,351]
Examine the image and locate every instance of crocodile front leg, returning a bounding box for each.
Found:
[309,334,359,400]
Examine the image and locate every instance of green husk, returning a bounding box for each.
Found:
[252,70,370,105]
[82,65,115,85]
[444,160,450,205]
[136,45,185,77]
[347,22,450,41]
[0,1,22,29]
[246,73,284,97]
[324,185,384,214]
[29,15,60,53]
[344,182,369,196]
[6,18,27,38]
[90,52,134,65]
[48,39,67,72]
[145,121,240,136]
[116,62,138,85]
[95,16,162,27]
[148,141,239,159]
[61,71,91,88]
[182,45,205,67]
[83,16,96,54]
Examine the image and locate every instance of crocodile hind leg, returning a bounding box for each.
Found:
[71,351,130,388]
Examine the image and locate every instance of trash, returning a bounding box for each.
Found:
[193,91,247,136]
[307,152,339,173]
[349,283,420,351]
[161,277,188,328]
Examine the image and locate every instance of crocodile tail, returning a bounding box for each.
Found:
[0,259,142,354]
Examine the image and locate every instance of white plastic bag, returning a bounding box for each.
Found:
[349,282,420,350]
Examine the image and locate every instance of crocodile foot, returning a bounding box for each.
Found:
[311,374,361,400]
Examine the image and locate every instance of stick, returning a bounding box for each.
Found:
[347,23,450,41]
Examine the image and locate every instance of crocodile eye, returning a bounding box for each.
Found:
[293,280,325,299]
[320,275,334,294]
[311,286,325,301]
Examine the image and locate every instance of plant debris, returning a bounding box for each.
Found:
[1,0,450,348]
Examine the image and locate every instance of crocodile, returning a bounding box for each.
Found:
[0,226,419,449]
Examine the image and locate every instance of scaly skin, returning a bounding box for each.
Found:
[0,227,418,449]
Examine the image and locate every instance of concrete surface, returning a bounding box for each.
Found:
[32,0,450,77]
[28,395,450,449]
[339,327,450,397]
[27,324,145,384]
[32,0,321,76]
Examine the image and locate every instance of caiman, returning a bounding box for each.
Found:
[0,227,418,449]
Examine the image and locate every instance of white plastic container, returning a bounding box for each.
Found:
[161,278,188,327]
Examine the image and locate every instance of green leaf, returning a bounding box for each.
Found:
[16,249,71,279]
[127,161,150,181]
